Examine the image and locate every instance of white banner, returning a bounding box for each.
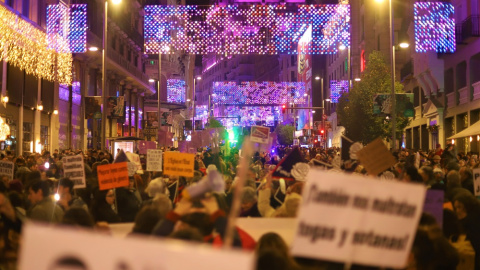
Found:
[291,170,426,269]
[0,160,14,180]
[19,223,254,270]
[473,168,480,196]
[62,154,86,189]
[147,149,163,171]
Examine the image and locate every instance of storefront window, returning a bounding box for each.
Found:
[40,125,49,151]
[23,122,32,153]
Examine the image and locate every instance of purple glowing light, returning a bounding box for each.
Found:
[330,80,348,103]
[47,4,87,53]
[167,79,186,104]
[144,4,350,55]
[414,2,455,53]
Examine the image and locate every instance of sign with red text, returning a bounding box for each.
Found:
[97,162,129,190]
[291,170,426,269]
[163,152,195,177]
[250,126,270,144]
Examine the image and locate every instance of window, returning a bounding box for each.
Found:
[40,125,49,151]
[22,0,29,17]
[23,122,32,153]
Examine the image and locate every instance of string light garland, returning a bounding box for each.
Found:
[167,79,186,103]
[0,5,72,85]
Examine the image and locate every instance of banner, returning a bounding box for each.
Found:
[145,111,159,127]
[0,160,14,180]
[138,141,157,155]
[107,96,125,119]
[97,162,129,190]
[373,93,415,117]
[147,149,163,171]
[163,152,195,177]
[19,223,254,270]
[291,170,426,269]
[62,154,86,189]
[250,126,270,144]
[84,96,102,119]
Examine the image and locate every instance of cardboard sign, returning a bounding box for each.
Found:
[63,155,86,189]
[291,169,426,269]
[147,149,163,171]
[0,160,14,180]
[473,168,480,196]
[19,223,254,270]
[97,162,129,190]
[125,152,142,171]
[163,152,195,177]
[356,138,396,176]
[423,189,444,226]
[250,126,270,144]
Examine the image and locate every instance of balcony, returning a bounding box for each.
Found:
[473,81,480,100]
[400,60,413,82]
[458,86,470,104]
[447,92,456,108]
[461,15,480,42]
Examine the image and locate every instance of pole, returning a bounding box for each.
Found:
[157,53,161,146]
[389,0,396,151]
[321,77,325,149]
[101,1,108,151]
[192,78,195,131]
[348,46,352,89]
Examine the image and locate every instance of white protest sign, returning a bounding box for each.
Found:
[291,169,426,269]
[0,160,14,180]
[147,149,163,171]
[62,154,86,189]
[473,168,480,196]
[125,152,142,171]
[19,223,254,270]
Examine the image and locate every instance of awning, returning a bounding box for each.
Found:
[447,120,480,140]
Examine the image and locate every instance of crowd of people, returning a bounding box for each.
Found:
[0,142,479,270]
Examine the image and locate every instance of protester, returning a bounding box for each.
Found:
[27,180,64,223]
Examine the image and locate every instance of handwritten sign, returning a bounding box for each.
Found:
[0,160,14,180]
[19,223,254,270]
[474,168,480,196]
[356,138,396,176]
[291,169,426,269]
[62,155,86,189]
[147,149,163,171]
[97,162,129,190]
[250,126,270,144]
[163,152,194,177]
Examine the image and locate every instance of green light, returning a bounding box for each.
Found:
[150,61,155,65]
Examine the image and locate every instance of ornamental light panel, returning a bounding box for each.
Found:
[167,79,186,103]
[212,81,306,105]
[414,2,455,53]
[144,4,350,55]
[216,106,281,127]
[330,80,348,103]
[47,4,87,53]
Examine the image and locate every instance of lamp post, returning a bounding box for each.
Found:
[192,76,201,131]
[101,0,121,151]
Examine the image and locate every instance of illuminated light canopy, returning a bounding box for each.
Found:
[212,81,306,105]
[215,106,282,128]
[330,80,349,103]
[414,2,455,53]
[47,4,87,53]
[167,79,186,103]
[144,4,350,55]
[0,5,72,85]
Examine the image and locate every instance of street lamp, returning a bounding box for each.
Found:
[101,0,122,151]
[192,76,201,130]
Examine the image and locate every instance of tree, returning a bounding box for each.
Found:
[337,51,411,145]
[275,125,295,145]
[208,117,224,128]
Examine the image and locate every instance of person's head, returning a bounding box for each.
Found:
[432,155,441,164]
[240,186,257,212]
[61,208,95,228]
[255,233,294,270]
[105,189,115,205]
[28,180,50,204]
[131,205,164,235]
[58,178,75,198]
[453,192,480,220]
[177,212,214,237]
[418,166,434,184]
[145,177,167,198]
[459,166,472,182]
[446,170,461,191]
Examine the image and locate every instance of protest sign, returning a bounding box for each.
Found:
[0,160,14,180]
[473,168,480,196]
[250,126,270,144]
[19,223,254,270]
[97,162,129,190]
[125,152,142,171]
[62,154,86,189]
[163,152,194,177]
[423,189,444,226]
[291,170,426,269]
[147,149,162,171]
[356,138,396,176]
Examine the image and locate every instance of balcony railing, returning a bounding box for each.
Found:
[458,86,469,104]
[108,48,150,86]
[462,15,480,41]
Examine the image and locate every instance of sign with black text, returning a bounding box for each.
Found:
[62,154,86,189]
[291,170,426,269]
[250,126,270,144]
[0,160,14,180]
[474,168,480,196]
[147,149,163,171]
